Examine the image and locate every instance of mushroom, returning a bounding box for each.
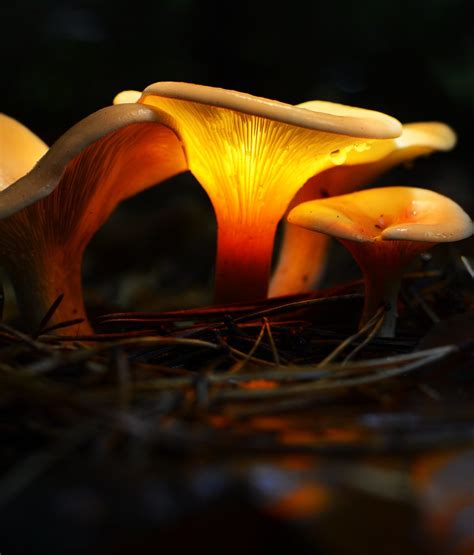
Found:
[287,187,473,337]
[0,107,187,334]
[115,83,402,303]
[0,114,49,187]
[270,119,457,297]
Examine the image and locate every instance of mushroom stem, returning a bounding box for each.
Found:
[5,249,91,335]
[360,271,402,338]
[270,177,329,297]
[342,240,421,339]
[270,227,329,297]
[214,217,276,303]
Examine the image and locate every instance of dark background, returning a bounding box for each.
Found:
[3,0,474,138]
[2,0,473,311]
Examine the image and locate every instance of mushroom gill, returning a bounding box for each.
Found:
[115,82,402,303]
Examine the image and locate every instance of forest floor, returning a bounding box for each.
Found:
[0,255,473,555]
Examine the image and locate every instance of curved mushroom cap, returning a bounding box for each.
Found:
[0,113,48,189]
[394,121,456,154]
[288,187,473,244]
[139,82,402,138]
[0,104,186,219]
[298,104,456,167]
[114,84,403,212]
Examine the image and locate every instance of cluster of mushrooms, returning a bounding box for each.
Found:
[0,82,472,338]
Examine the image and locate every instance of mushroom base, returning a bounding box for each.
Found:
[361,274,402,338]
[342,239,433,338]
[4,250,92,336]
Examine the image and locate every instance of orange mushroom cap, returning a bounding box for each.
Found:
[288,187,473,336]
[270,120,457,297]
[0,107,186,334]
[115,82,402,303]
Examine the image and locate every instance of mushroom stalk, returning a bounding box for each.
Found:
[270,164,376,297]
[342,240,421,338]
[270,227,329,297]
[215,217,275,303]
[269,178,331,296]
[4,248,91,335]
[361,272,401,337]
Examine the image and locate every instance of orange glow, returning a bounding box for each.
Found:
[117,82,402,303]
[239,379,278,390]
[248,417,294,431]
[270,122,456,297]
[280,430,320,445]
[278,456,314,471]
[208,415,230,429]
[412,451,474,555]
[411,450,458,485]
[0,115,186,334]
[280,426,362,445]
[324,427,362,442]
[266,484,329,520]
[288,187,472,336]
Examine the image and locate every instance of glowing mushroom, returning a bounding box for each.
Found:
[287,187,473,337]
[0,108,186,334]
[115,83,402,303]
[270,118,457,297]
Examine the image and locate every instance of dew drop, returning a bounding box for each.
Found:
[330,149,347,165]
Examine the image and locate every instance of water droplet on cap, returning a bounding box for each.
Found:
[330,149,347,165]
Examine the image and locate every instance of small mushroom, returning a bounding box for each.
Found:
[0,107,186,334]
[115,83,402,303]
[270,120,456,297]
[287,187,473,337]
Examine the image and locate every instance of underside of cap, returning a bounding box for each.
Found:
[142,82,402,139]
[0,104,179,219]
